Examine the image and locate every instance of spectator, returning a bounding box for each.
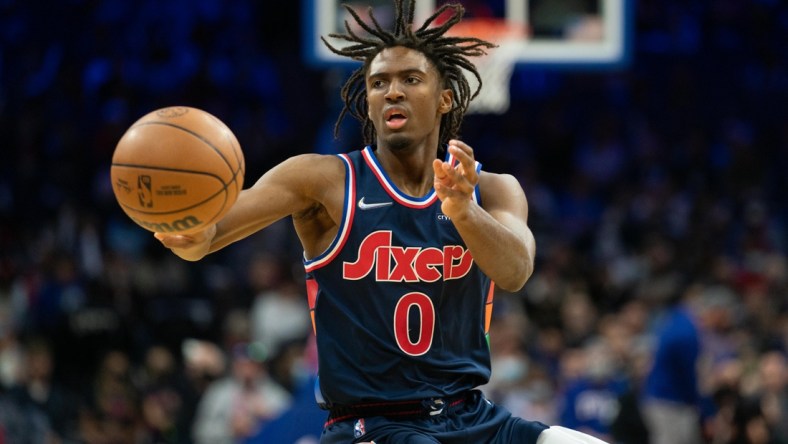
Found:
[558,340,628,442]
[79,349,142,444]
[8,337,79,442]
[135,344,189,444]
[750,351,788,444]
[178,338,227,440]
[248,255,311,358]
[640,282,738,444]
[191,342,291,444]
[0,394,56,444]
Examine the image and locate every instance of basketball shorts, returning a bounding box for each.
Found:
[320,390,549,444]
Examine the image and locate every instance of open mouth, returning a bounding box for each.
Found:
[384,109,408,129]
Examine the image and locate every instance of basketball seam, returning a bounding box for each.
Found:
[132,121,236,178]
[111,163,225,178]
[133,119,245,198]
[208,113,246,196]
[223,130,245,196]
[116,187,227,217]
[112,165,230,218]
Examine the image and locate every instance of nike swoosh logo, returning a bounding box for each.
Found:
[357,197,393,210]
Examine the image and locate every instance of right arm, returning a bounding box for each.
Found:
[155,153,344,261]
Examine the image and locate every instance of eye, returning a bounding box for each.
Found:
[405,76,421,84]
[371,79,386,89]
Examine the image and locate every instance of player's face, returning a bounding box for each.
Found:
[366,46,452,150]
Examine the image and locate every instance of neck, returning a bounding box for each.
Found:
[373,142,438,197]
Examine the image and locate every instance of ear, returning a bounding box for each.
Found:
[438,88,453,115]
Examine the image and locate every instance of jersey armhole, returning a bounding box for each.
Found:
[473,161,482,206]
[303,153,356,272]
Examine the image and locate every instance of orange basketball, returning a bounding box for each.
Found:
[110,106,245,235]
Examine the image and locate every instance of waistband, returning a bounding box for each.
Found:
[325,391,473,426]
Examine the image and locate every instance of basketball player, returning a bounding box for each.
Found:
[156,1,609,442]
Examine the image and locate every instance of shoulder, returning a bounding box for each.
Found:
[478,170,522,190]
[265,153,347,193]
[281,152,347,174]
[478,171,527,209]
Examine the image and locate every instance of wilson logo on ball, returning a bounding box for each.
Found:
[130,215,204,233]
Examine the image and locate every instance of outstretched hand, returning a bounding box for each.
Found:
[153,224,216,261]
[432,139,479,219]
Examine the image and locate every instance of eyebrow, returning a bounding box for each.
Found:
[367,67,428,79]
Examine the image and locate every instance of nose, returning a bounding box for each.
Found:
[384,81,405,102]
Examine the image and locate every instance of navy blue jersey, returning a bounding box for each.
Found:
[304,146,494,407]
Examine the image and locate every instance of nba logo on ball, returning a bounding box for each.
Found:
[138,175,153,207]
[110,106,245,235]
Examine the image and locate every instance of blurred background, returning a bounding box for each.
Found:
[0,0,787,443]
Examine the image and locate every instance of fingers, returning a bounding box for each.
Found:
[433,140,477,192]
[448,139,476,176]
[154,233,198,249]
[154,224,215,249]
[448,140,478,185]
[432,158,447,181]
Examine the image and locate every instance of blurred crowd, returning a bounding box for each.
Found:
[0,0,787,443]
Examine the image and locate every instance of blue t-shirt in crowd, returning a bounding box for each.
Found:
[643,306,700,406]
[560,376,629,436]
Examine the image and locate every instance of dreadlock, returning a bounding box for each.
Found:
[321,0,496,148]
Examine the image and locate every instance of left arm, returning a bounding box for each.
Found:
[433,140,535,292]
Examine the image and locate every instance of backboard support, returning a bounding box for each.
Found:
[303,0,633,70]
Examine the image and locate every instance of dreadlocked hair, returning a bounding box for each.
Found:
[321,0,497,148]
